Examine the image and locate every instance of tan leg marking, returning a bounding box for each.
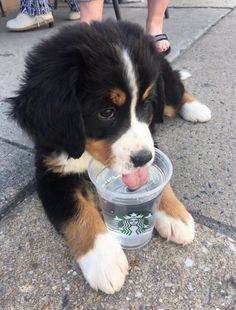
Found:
[181,92,196,105]
[164,105,177,117]
[164,92,196,117]
[63,192,106,259]
[155,183,195,245]
[67,194,128,294]
[159,183,190,223]
[163,92,196,118]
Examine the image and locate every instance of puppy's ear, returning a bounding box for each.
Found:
[151,67,185,125]
[151,75,165,124]
[8,62,85,159]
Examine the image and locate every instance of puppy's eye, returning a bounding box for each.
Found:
[98,108,116,120]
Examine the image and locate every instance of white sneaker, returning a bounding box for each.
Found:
[6,12,54,31]
[68,11,80,21]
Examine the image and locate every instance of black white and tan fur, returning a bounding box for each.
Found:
[9,20,211,294]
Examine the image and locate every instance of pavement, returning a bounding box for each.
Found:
[0,1,236,309]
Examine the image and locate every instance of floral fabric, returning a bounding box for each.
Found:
[20,0,85,16]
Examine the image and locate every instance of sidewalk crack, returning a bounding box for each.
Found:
[0,179,36,220]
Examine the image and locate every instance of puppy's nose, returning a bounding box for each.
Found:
[130,150,153,167]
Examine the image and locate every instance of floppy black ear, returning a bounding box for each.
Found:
[151,58,185,125]
[150,74,166,125]
[8,49,85,159]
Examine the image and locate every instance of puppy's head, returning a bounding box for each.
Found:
[9,20,163,175]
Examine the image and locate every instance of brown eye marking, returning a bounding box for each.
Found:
[142,83,154,101]
[110,88,126,106]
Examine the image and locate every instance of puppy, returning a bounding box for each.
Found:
[9,20,211,294]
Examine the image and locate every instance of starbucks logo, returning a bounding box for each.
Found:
[112,212,153,236]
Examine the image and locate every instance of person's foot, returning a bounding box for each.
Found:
[6,12,53,31]
[153,33,171,55]
[68,11,80,21]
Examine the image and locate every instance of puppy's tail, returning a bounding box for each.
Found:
[178,69,192,81]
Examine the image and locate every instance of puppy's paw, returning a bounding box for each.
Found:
[78,233,128,294]
[179,69,192,81]
[179,101,211,123]
[155,210,195,245]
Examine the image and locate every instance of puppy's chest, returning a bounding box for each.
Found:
[62,151,92,174]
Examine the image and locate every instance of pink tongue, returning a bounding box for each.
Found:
[122,167,148,190]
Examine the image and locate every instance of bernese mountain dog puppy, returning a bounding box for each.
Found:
[9,20,211,294]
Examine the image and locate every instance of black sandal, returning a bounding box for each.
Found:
[153,34,171,56]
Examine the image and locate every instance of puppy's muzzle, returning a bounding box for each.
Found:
[130,149,153,167]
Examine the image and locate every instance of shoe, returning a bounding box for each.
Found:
[68,11,80,21]
[153,33,171,56]
[6,12,53,31]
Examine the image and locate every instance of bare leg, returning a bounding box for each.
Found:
[146,0,170,53]
[79,0,104,23]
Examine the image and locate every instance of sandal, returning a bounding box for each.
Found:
[153,34,171,56]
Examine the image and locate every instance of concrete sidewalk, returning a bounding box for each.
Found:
[0,1,236,309]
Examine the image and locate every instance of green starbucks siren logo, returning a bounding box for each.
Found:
[112,212,153,236]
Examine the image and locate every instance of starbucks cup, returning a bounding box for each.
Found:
[88,148,173,249]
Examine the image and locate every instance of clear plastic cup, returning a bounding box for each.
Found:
[88,148,173,249]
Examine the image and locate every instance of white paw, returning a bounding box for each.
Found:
[179,101,211,122]
[179,69,192,81]
[78,233,128,294]
[154,210,195,245]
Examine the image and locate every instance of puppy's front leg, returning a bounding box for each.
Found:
[155,183,195,245]
[63,191,129,294]
[179,92,211,123]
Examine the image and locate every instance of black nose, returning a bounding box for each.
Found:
[130,150,153,167]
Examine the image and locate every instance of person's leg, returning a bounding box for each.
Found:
[146,0,170,53]
[20,0,51,16]
[66,0,81,20]
[6,0,53,31]
[79,0,104,23]
[66,0,80,12]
